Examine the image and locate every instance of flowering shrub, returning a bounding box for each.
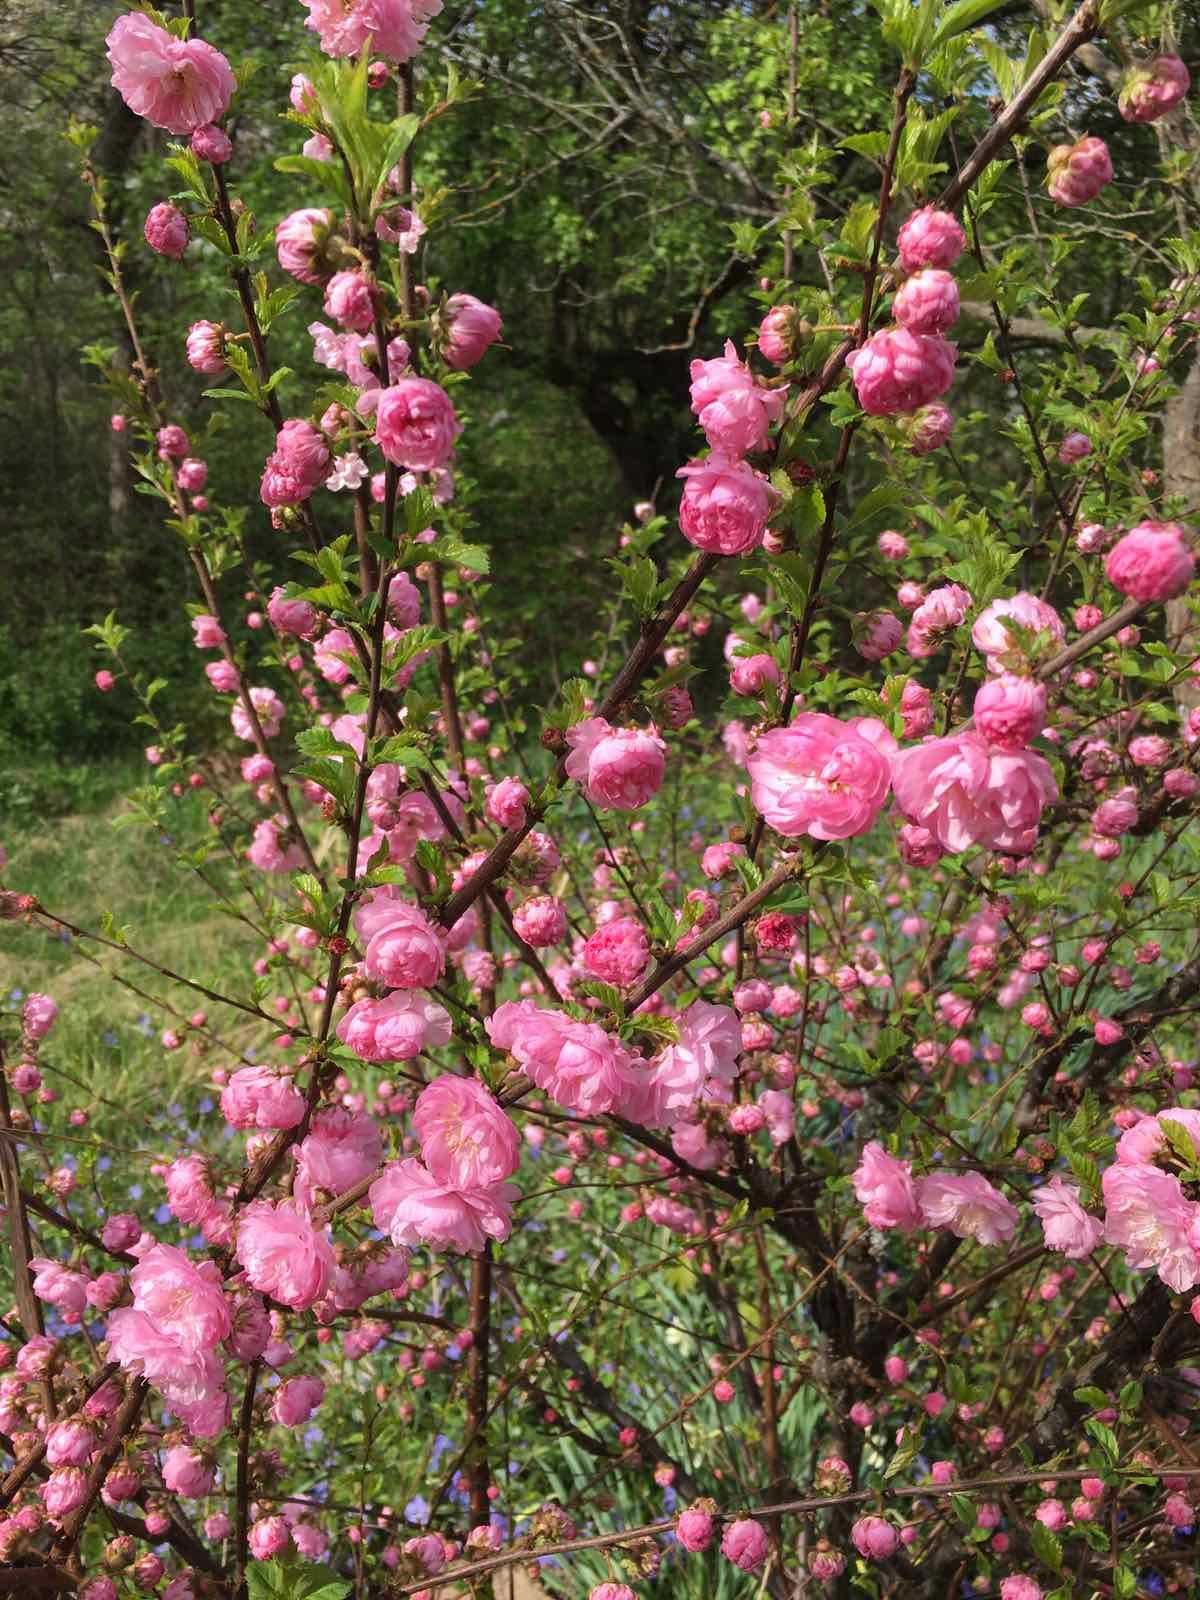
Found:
[4,2,1200,1598]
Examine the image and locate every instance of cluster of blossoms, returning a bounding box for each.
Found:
[10,3,1200,1599]
[846,204,964,445]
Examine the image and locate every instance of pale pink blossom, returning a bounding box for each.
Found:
[972,592,1064,666]
[747,713,892,841]
[300,0,443,62]
[1102,1162,1200,1292]
[1032,1177,1103,1259]
[411,1076,520,1187]
[336,991,452,1061]
[853,1142,922,1230]
[107,14,234,135]
[295,1108,384,1204]
[220,1065,306,1131]
[235,1199,336,1309]
[369,1159,516,1254]
[917,1171,1018,1245]
[892,733,1057,854]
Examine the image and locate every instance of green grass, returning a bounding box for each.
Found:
[0,758,260,1126]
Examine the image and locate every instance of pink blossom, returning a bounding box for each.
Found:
[757,305,801,364]
[107,14,234,135]
[675,1507,714,1551]
[22,993,58,1040]
[125,1243,231,1352]
[336,990,452,1061]
[917,1171,1018,1245]
[583,917,650,987]
[689,341,786,455]
[191,122,232,163]
[908,582,972,655]
[300,0,443,62]
[972,592,1064,666]
[443,294,503,369]
[29,1260,89,1319]
[267,587,319,638]
[484,777,528,832]
[847,328,956,416]
[853,1142,922,1230]
[177,457,208,493]
[747,713,892,841]
[1092,786,1138,837]
[1103,1162,1200,1291]
[512,895,567,947]
[729,652,780,696]
[220,1065,305,1131]
[900,679,933,739]
[411,1076,520,1187]
[161,1445,215,1497]
[892,269,960,334]
[896,207,965,271]
[247,816,303,874]
[275,208,335,285]
[144,203,188,259]
[42,1466,89,1519]
[248,1515,289,1560]
[486,1000,636,1116]
[357,897,447,989]
[324,269,378,334]
[853,610,902,661]
[295,1108,384,1204]
[1032,1177,1103,1259]
[892,733,1057,854]
[999,1580,1042,1600]
[1047,136,1113,207]
[851,1516,899,1561]
[272,1375,325,1427]
[374,379,461,471]
[909,398,952,451]
[676,451,780,555]
[878,529,909,560]
[972,674,1047,750]
[720,1518,769,1571]
[1105,521,1195,602]
[565,718,666,811]
[1129,734,1170,767]
[1119,55,1190,124]
[165,1155,214,1224]
[260,419,332,507]
[369,1158,517,1254]
[235,1199,336,1309]
[1058,431,1092,464]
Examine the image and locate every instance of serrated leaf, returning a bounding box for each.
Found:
[1030,1519,1063,1572]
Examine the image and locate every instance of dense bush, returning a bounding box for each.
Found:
[4,4,1200,1600]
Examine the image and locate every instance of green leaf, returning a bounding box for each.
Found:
[1084,1417,1119,1465]
[932,0,1010,45]
[1030,1519,1063,1573]
[1072,1386,1109,1410]
[1159,1116,1200,1177]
